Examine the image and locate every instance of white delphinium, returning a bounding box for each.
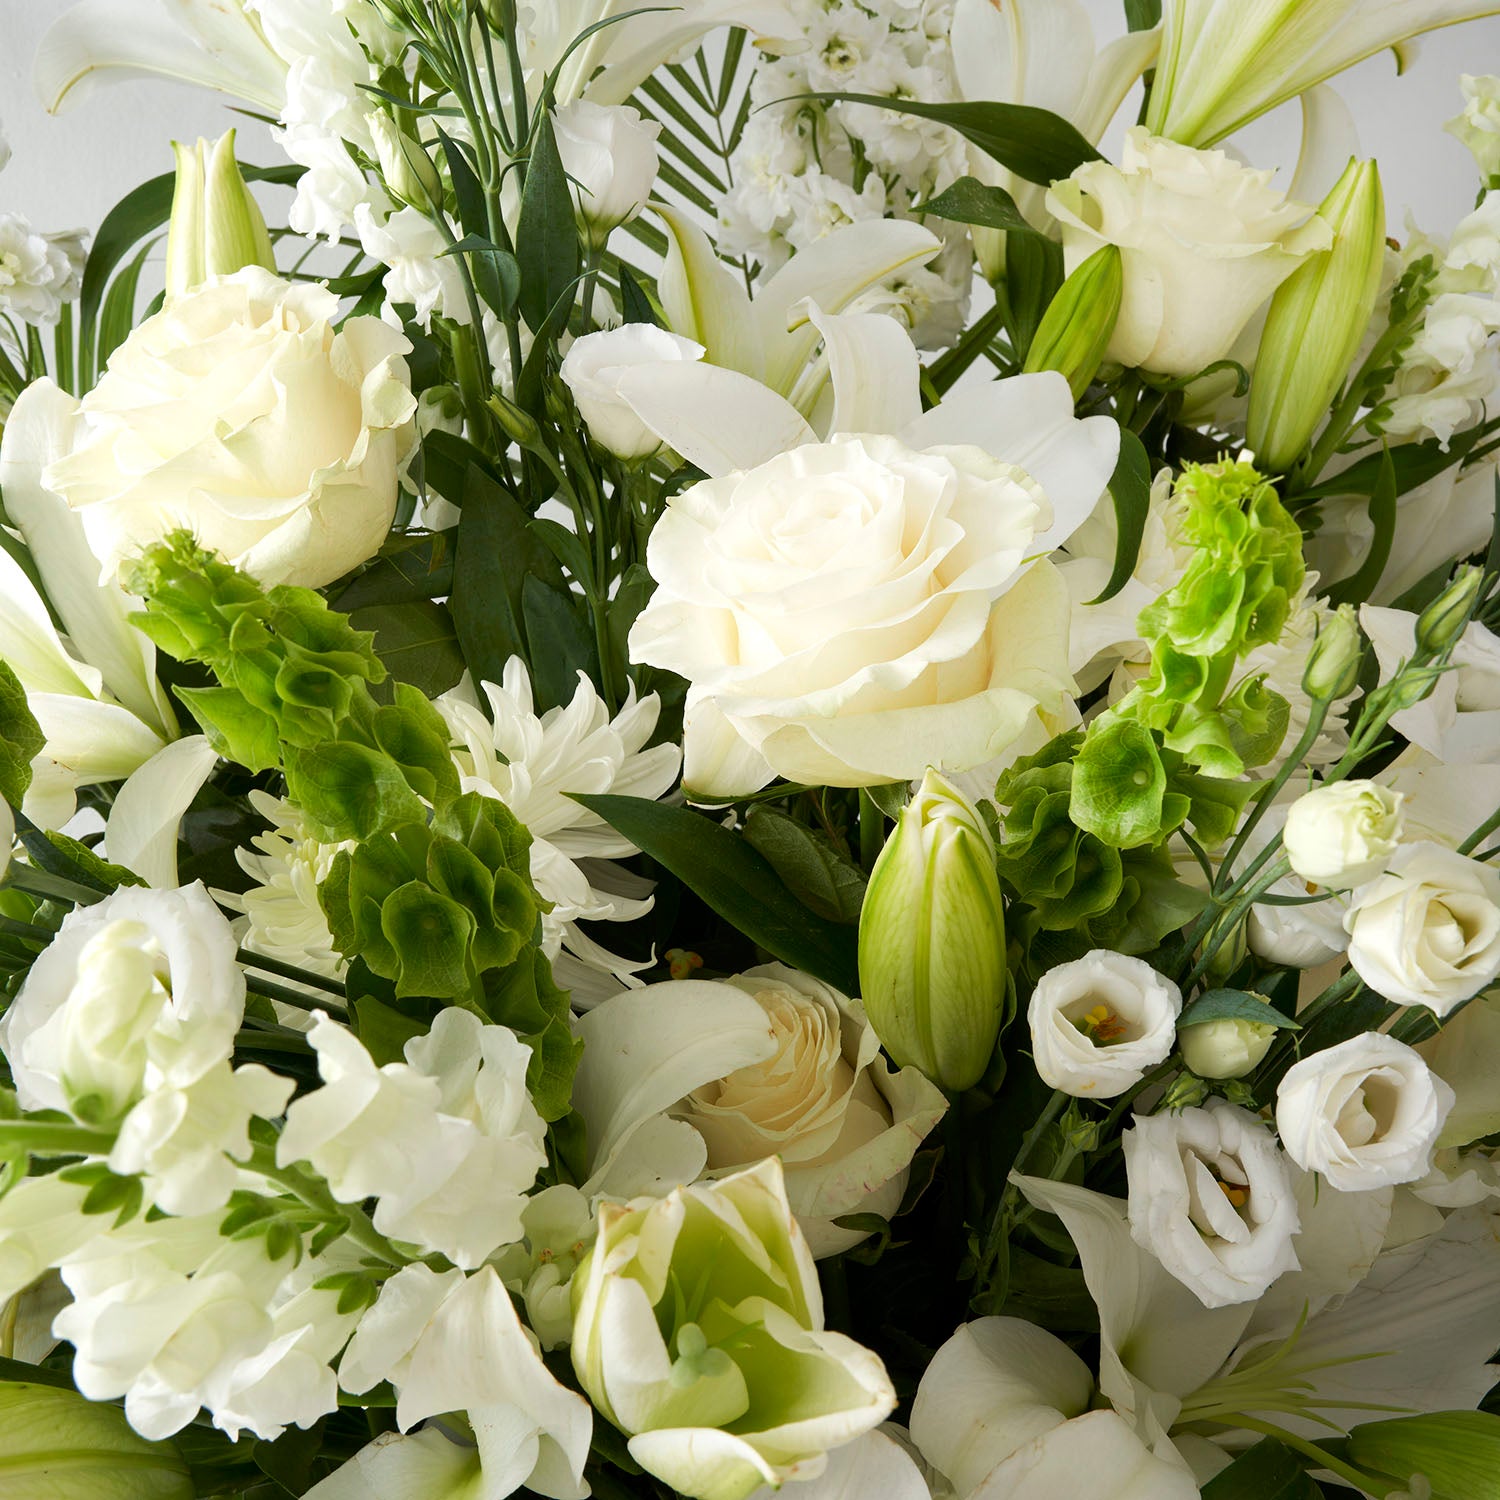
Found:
[437,660,681,993]
[0,215,86,327]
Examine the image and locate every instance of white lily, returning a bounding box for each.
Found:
[1146,0,1500,148]
[100,736,221,888]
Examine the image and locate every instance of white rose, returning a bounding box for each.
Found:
[31,267,417,589]
[1046,127,1331,378]
[554,100,662,246]
[560,326,706,461]
[1178,1016,1277,1080]
[1284,780,1405,890]
[629,433,1078,796]
[1124,1098,1300,1307]
[674,964,948,1256]
[1028,952,1181,1098]
[1345,841,1500,1015]
[0,883,244,1124]
[1276,1032,1455,1192]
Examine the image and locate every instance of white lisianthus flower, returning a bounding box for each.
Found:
[1124,1098,1301,1307]
[0,214,86,325]
[0,883,244,1124]
[1276,1032,1455,1192]
[1344,842,1500,1015]
[560,326,707,461]
[1236,799,1351,968]
[28,268,417,590]
[1448,74,1500,184]
[109,1061,295,1216]
[629,433,1079,797]
[1046,128,1331,378]
[1028,952,1182,1099]
[278,1010,547,1268]
[554,100,662,247]
[1284,781,1405,890]
[672,964,948,1256]
[437,660,682,994]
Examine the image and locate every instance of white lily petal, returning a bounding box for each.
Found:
[571,980,778,1169]
[1290,84,1362,205]
[806,305,924,440]
[748,1429,930,1500]
[614,364,816,479]
[972,1409,1198,1500]
[1078,27,1164,145]
[302,1428,484,1500]
[656,208,762,379]
[102,735,219,888]
[0,545,101,698]
[27,695,165,783]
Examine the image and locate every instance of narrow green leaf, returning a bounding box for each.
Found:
[1201,1438,1317,1500]
[436,126,487,241]
[444,233,521,318]
[1325,447,1397,607]
[1296,424,1486,501]
[0,660,42,805]
[1003,231,1065,362]
[1179,988,1301,1031]
[1124,0,1163,30]
[1089,429,1153,604]
[516,113,581,334]
[919,176,1042,235]
[618,263,663,327]
[97,238,158,373]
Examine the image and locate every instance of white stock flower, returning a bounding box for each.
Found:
[0,215,86,326]
[554,100,662,246]
[1046,128,1331,378]
[1028,952,1182,1099]
[560,326,707,461]
[1124,1099,1301,1307]
[671,964,948,1256]
[355,203,470,329]
[437,660,681,992]
[1276,1032,1455,1192]
[278,1010,546,1267]
[0,883,244,1123]
[32,268,417,590]
[1284,780,1405,890]
[109,1061,295,1216]
[1448,74,1500,184]
[1344,841,1500,1015]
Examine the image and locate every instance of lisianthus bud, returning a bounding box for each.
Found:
[1179,1016,1277,1080]
[1248,159,1386,471]
[369,112,442,211]
[1416,566,1483,655]
[859,770,1006,1092]
[553,100,662,249]
[1023,244,1123,400]
[164,130,274,302]
[1284,779,1404,890]
[1301,602,1363,701]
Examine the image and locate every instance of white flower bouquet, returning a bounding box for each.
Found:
[2,2,1500,1497]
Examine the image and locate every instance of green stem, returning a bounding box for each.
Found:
[975,1088,1069,1293]
[0,1121,117,1157]
[858,789,885,873]
[1099,1056,1181,1132]
[1229,1417,1398,1497]
[247,1147,413,1268]
[237,947,347,997]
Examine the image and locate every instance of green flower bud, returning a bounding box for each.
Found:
[370,112,442,210]
[165,130,275,303]
[1179,1016,1277,1079]
[858,770,1007,1092]
[1415,565,1483,655]
[1301,602,1363,702]
[1248,158,1385,472]
[1023,244,1124,400]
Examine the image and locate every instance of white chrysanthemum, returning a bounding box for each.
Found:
[0,214,85,326]
[437,659,681,993]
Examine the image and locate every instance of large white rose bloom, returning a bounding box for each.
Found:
[18,267,417,589]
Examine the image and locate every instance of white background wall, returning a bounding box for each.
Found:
[2,1,1499,241]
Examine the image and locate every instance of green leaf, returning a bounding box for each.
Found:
[417,429,502,507]
[522,576,600,713]
[97,238,158,374]
[1124,0,1163,29]
[1350,1412,1500,1500]
[1200,1438,1318,1500]
[436,126,487,242]
[332,530,456,612]
[351,994,428,1067]
[40,831,146,894]
[742,806,868,925]
[1003,231,1065,363]
[1179,988,1300,1031]
[445,233,521,319]
[618,262,663,327]
[1089,429,1153,604]
[1325,447,1397,607]
[805,95,1103,186]
[283,741,426,843]
[516,113,581,333]
[572,794,860,994]
[1296,423,1486,501]
[918,176,1043,234]
[0,661,42,805]
[351,599,465,697]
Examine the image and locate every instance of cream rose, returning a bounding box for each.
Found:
[1046,127,1331,378]
[1027,952,1181,1098]
[30,267,417,589]
[553,100,662,245]
[1344,842,1500,1015]
[1123,1099,1300,1307]
[1284,780,1405,891]
[1275,1032,1454,1192]
[673,964,948,1256]
[560,325,706,461]
[628,433,1078,797]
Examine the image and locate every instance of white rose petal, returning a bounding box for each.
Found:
[1276,1032,1455,1192]
[1028,952,1182,1098]
[560,326,707,461]
[1284,780,1405,890]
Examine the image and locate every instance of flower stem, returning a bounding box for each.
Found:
[247,1147,413,1268]
[1230,1416,1400,1496]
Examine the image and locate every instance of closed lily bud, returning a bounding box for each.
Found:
[1415,565,1483,655]
[858,769,1006,1092]
[1248,157,1384,472]
[1301,602,1363,702]
[165,130,275,302]
[1023,244,1123,400]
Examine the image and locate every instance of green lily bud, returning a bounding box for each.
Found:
[370,112,442,210]
[1248,158,1385,472]
[1023,244,1123,400]
[164,130,275,303]
[1416,565,1483,655]
[1301,602,1363,702]
[1349,1411,1500,1500]
[858,769,1006,1092]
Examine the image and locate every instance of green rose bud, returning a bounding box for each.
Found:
[1023,244,1124,400]
[570,1159,896,1500]
[858,770,1007,1091]
[164,130,275,303]
[1179,1016,1278,1079]
[1415,565,1483,656]
[1248,158,1386,472]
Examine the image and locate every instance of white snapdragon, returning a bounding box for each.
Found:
[1124,1099,1300,1307]
[0,884,244,1124]
[1284,781,1405,890]
[355,203,471,330]
[0,1177,99,1307]
[1028,953,1182,1098]
[1447,74,1500,185]
[554,100,662,246]
[1276,1033,1455,1192]
[0,215,86,326]
[1344,842,1500,1015]
[560,326,707,461]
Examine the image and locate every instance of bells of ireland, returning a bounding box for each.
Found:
[858,770,1007,1092]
